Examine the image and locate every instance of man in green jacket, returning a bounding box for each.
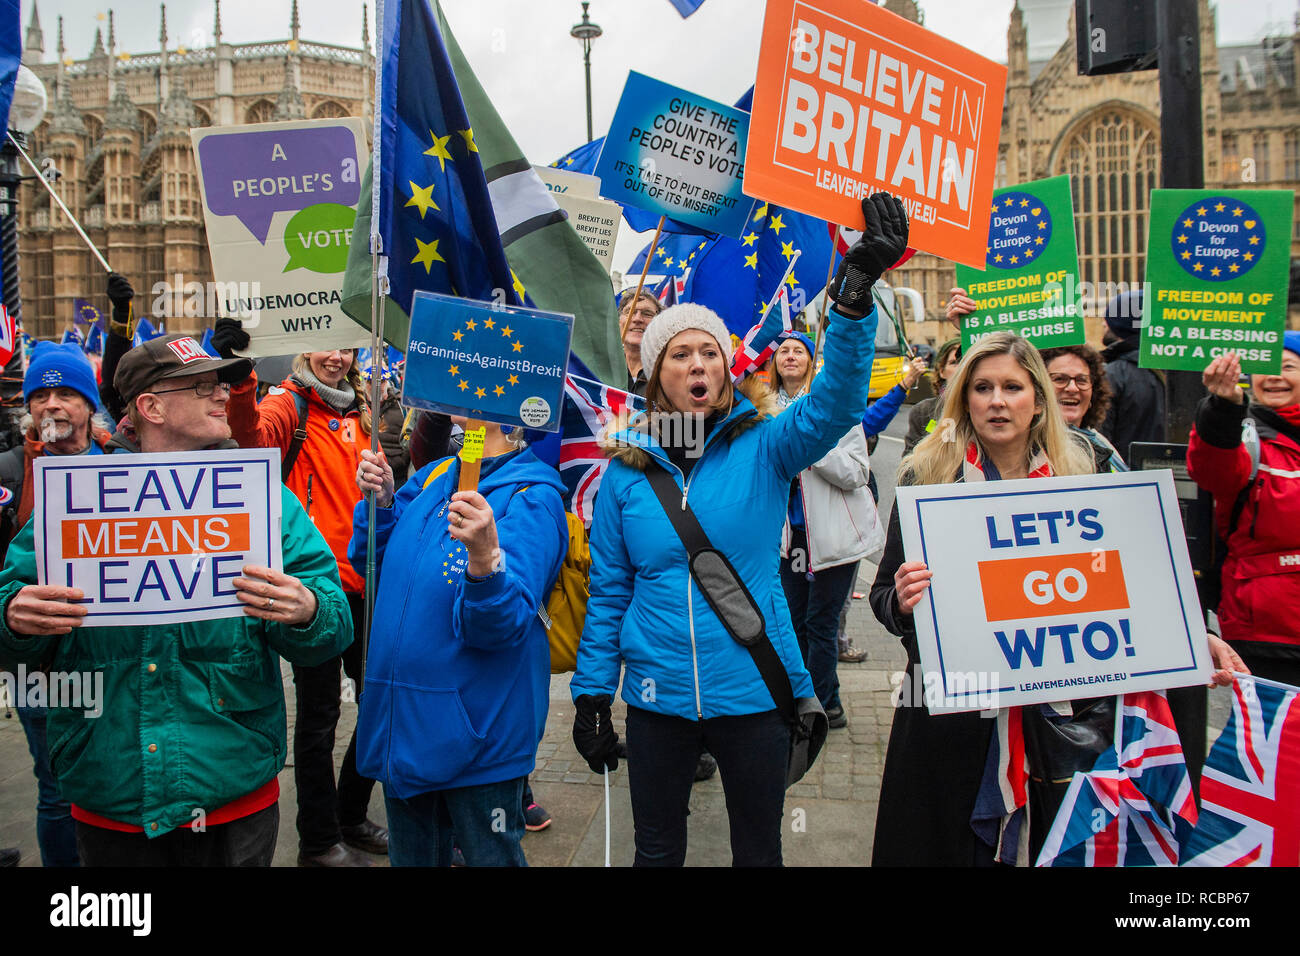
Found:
[0,335,353,866]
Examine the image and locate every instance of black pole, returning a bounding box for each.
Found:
[583,43,593,144]
[0,134,25,414]
[1157,0,1204,444]
[1155,0,1209,794]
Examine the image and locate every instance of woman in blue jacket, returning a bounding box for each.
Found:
[351,421,566,866]
[570,194,908,866]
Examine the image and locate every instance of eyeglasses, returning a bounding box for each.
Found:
[1048,374,1092,391]
[148,380,232,398]
[621,307,658,321]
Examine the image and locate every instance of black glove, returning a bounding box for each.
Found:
[572,693,619,773]
[106,272,134,323]
[210,317,250,360]
[828,193,910,317]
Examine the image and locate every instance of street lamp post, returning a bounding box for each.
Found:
[570,1,602,144]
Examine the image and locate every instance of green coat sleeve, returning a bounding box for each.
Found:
[268,486,354,666]
[0,520,60,665]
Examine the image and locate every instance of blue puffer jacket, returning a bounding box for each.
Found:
[347,448,566,797]
[571,307,877,719]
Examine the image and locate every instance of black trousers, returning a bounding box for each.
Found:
[75,804,278,867]
[625,705,789,867]
[292,592,377,854]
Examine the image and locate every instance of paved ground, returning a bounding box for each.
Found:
[0,415,1233,867]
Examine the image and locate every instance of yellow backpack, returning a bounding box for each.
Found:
[422,463,588,673]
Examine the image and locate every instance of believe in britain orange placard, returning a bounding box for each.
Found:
[745,0,1006,268]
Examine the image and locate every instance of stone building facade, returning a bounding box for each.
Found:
[16,2,373,338]
[881,0,1300,346]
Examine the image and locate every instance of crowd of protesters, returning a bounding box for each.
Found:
[0,189,1291,869]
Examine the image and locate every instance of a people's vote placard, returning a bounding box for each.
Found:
[33,450,282,627]
[896,471,1211,712]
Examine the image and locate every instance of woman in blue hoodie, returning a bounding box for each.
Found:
[570,194,908,866]
[350,419,566,867]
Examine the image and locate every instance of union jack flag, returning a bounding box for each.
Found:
[729,285,792,382]
[1036,691,1198,867]
[558,374,644,528]
[0,305,16,366]
[1179,675,1300,867]
[655,270,687,308]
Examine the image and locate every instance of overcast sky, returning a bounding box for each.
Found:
[26,0,1289,269]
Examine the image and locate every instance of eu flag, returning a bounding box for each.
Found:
[375,0,517,342]
[72,297,105,330]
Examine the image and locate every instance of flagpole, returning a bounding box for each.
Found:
[622,215,666,345]
[812,227,839,375]
[6,132,112,273]
[756,249,801,328]
[362,0,389,689]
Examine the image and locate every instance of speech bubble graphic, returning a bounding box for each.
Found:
[283,203,358,273]
[198,125,361,244]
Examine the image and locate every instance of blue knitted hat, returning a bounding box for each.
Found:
[776,330,815,357]
[24,341,100,409]
[1284,330,1300,358]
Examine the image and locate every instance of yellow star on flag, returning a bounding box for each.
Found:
[753,203,769,221]
[1183,218,1194,228]
[987,246,992,254]
[1038,221,1046,230]
[1010,255,1019,264]
[1004,197,1015,207]
[1020,198,1030,207]
[1034,236,1045,245]
[1024,249,1034,258]
[744,253,758,269]
[458,379,469,391]
[564,157,574,166]
[405,181,439,219]
[1229,263,1239,272]
[452,329,464,342]
[1248,235,1259,245]
[769,213,785,234]
[1177,234,1188,243]
[448,364,459,376]
[494,385,505,397]
[1243,252,1254,261]
[1196,206,1207,216]
[783,272,798,289]
[742,232,758,247]
[1181,251,1191,260]
[1193,262,1203,272]
[424,132,454,171]
[676,259,689,269]
[502,325,513,337]
[1232,207,1242,217]
[484,317,495,329]
[512,340,524,353]
[1210,267,1221,276]
[511,269,527,301]
[995,254,1003,262]
[1214,202,1226,212]
[465,319,477,331]
[459,128,478,153]
[507,374,519,386]
[991,204,999,214]
[475,386,486,399]
[781,241,796,260]
[411,236,445,273]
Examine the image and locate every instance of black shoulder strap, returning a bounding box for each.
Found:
[643,463,797,723]
[282,390,310,482]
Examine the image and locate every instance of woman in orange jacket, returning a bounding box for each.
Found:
[245,347,387,866]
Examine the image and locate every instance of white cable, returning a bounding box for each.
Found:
[603,767,611,867]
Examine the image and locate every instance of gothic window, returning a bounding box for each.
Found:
[139,110,157,141]
[1055,109,1158,312]
[244,99,276,125]
[1221,132,1239,184]
[1253,132,1271,182]
[192,106,212,129]
[1285,129,1300,181]
[311,100,349,119]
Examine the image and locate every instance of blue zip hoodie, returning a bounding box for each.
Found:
[571,306,877,719]
[347,447,566,797]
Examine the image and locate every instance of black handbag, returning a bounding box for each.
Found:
[644,465,828,787]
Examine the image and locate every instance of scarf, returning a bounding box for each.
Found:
[961,439,1052,866]
[17,427,113,530]
[294,367,357,415]
[1271,402,1300,429]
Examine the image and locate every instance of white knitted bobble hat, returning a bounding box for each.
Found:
[639,303,734,377]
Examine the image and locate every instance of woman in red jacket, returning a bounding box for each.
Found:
[1188,332,1300,687]
[249,347,387,865]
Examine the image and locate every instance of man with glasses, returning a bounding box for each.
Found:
[0,335,352,866]
[618,290,663,398]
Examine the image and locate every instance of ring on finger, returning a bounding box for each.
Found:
[266,597,275,610]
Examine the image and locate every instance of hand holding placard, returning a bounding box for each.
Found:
[232,565,318,626]
[894,560,932,616]
[5,584,87,635]
[829,194,910,316]
[1201,353,1245,404]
